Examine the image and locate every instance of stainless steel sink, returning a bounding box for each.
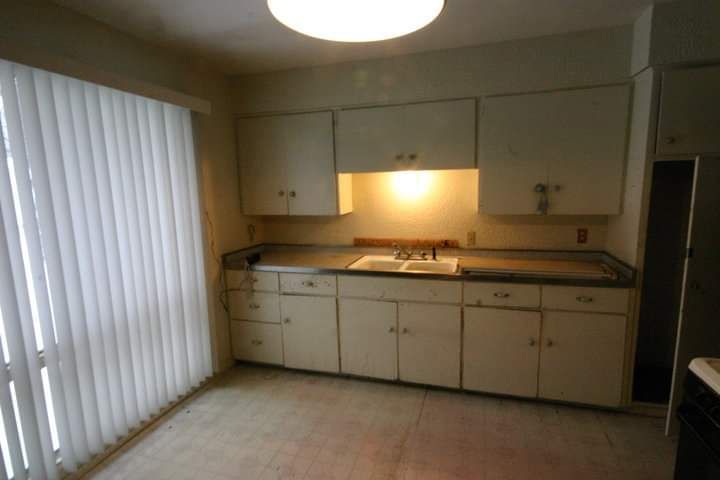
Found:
[348,255,459,274]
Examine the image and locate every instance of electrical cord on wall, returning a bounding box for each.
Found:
[205,208,230,313]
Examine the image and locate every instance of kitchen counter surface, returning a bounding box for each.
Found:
[224,245,634,288]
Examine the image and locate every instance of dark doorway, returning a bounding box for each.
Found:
[633,160,695,404]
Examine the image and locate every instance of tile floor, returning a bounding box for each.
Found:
[89,366,677,479]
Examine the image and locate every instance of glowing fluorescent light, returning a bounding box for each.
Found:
[267,0,445,43]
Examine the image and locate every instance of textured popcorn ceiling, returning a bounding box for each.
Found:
[51,0,664,74]
[262,170,607,250]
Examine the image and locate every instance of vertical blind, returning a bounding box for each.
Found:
[0,59,212,479]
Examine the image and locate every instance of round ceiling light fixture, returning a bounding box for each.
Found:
[267,0,445,43]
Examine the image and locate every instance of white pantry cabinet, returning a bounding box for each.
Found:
[657,66,720,155]
[280,295,339,373]
[335,99,476,173]
[538,311,626,407]
[478,85,630,215]
[238,112,352,216]
[398,303,461,388]
[463,307,541,397]
[339,299,398,380]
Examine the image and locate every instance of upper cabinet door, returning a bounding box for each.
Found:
[546,86,630,215]
[336,99,476,173]
[284,112,338,215]
[238,116,289,215]
[478,86,630,215]
[658,66,720,155]
[478,95,552,214]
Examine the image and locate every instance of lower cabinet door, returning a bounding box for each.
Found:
[398,303,461,388]
[230,320,283,365]
[538,312,626,407]
[463,307,540,397]
[280,295,339,373]
[339,299,398,380]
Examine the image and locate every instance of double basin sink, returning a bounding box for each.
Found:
[348,255,459,274]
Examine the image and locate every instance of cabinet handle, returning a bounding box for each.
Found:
[493,292,510,298]
[575,295,593,303]
[395,154,405,160]
[249,303,260,310]
[409,153,418,160]
[388,326,396,333]
[251,277,259,283]
[251,339,263,346]
[528,338,536,347]
[289,190,296,198]
[546,339,554,347]
[301,280,316,288]
[402,328,409,334]
[664,136,677,145]
[278,190,285,197]
[283,318,291,324]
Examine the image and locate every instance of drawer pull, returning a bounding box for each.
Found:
[283,318,291,324]
[248,303,260,310]
[402,328,409,334]
[388,326,396,333]
[575,295,594,303]
[493,292,510,298]
[546,339,554,347]
[252,277,259,283]
[250,339,263,346]
[301,280,316,288]
[528,338,536,347]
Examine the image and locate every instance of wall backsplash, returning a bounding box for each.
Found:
[261,170,607,250]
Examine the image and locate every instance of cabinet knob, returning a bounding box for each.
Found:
[395,153,405,160]
[388,326,396,333]
[402,327,409,334]
[278,190,285,197]
[301,280,316,288]
[575,295,593,303]
[251,339,263,346]
[528,338,536,347]
[289,190,296,198]
[546,339,554,347]
[493,292,510,298]
[249,303,260,310]
[409,153,418,160]
[664,136,677,145]
[251,277,259,283]
[283,318,291,324]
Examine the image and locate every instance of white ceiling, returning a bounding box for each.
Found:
[52,0,662,75]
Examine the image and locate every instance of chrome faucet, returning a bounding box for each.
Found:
[392,243,428,260]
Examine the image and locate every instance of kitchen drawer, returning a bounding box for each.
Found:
[542,286,629,314]
[280,273,337,296]
[231,320,283,365]
[338,275,461,304]
[228,291,281,323]
[463,282,540,308]
[226,270,279,292]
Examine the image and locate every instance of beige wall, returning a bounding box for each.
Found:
[0,0,254,371]
[264,170,607,250]
[234,27,633,251]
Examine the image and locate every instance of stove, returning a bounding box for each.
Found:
[674,358,720,479]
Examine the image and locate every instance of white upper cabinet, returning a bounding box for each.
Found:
[657,66,720,155]
[478,85,630,215]
[238,111,352,216]
[335,99,476,173]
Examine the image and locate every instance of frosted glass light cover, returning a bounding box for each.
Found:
[268,0,445,42]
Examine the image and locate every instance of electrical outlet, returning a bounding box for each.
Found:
[577,228,588,244]
[467,231,476,247]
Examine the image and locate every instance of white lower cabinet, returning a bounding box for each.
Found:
[339,299,398,380]
[280,295,339,373]
[463,307,541,397]
[398,303,461,388]
[538,312,626,407]
[230,320,283,365]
